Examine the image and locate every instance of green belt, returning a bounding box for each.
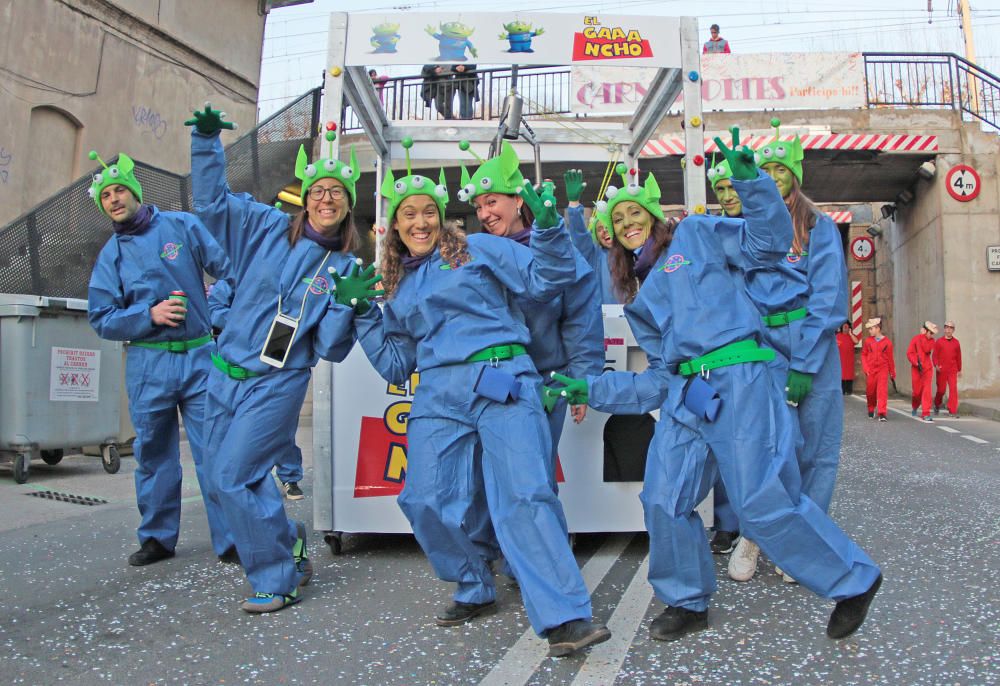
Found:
[678,339,776,377]
[465,344,528,364]
[131,334,213,353]
[211,352,262,380]
[761,307,808,328]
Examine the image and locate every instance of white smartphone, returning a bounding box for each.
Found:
[259,312,299,369]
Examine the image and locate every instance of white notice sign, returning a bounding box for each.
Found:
[50,347,101,402]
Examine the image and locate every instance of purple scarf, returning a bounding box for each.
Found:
[303,220,343,251]
[401,251,434,270]
[507,226,532,246]
[632,234,659,283]
[112,204,153,236]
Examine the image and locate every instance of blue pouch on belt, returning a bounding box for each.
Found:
[683,375,722,422]
[474,365,521,403]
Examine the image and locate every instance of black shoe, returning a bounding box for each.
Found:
[128,539,174,566]
[827,574,882,639]
[878,415,887,422]
[868,411,875,418]
[649,606,708,642]
[435,600,495,627]
[218,547,241,564]
[546,619,611,657]
[710,530,739,555]
[283,482,304,500]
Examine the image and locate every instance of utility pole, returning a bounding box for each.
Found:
[956,0,980,111]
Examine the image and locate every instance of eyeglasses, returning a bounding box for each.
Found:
[308,185,347,201]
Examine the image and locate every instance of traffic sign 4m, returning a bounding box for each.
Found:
[946,164,981,202]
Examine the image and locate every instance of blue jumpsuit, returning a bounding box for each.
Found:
[715,211,848,529]
[566,205,617,304]
[208,280,304,487]
[88,206,234,556]
[191,130,357,596]
[353,227,594,636]
[587,173,880,612]
[468,247,605,563]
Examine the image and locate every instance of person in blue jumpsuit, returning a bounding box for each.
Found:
[547,132,882,642]
[86,150,235,567]
[562,169,618,305]
[348,139,610,657]
[455,145,604,570]
[727,121,849,583]
[207,279,306,502]
[188,107,359,613]
[701,158,743,554]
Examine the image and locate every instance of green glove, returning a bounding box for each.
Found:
[547,372,589,405]
[519,182,559,230]
[541,386,559,413]
[330,259,384,315]
[184,104,236,136]
[785,369,813,405]
[563,169,586,203]
[713,127,757,181]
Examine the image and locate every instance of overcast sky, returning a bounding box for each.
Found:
[257,0,1000,120]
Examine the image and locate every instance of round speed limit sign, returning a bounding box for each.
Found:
[946,164,981,202]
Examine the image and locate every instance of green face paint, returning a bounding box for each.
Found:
[713,178,743,216]
[761,162,795,199]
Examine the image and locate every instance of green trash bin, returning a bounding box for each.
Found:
[0,294,124,483]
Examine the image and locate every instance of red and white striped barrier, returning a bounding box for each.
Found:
[642,134,939,158]
[851,281,864,340]
[825,211,853,224]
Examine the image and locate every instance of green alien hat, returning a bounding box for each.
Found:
[706,154,733,189]
[456,140,525,203]
[754,118,804,185]
[587,212,606,244]
[296,122,361,206]
[594,163,665,232]
[381,137,449,221]
[87,151,143,216]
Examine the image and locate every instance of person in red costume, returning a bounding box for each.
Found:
[836,322,859,395]
[861,317,894,421]
[907,321,938,422]
[933,320,962,417]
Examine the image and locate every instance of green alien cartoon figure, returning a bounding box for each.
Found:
[370,22,401,53]
[425,21,478,61]
[499,20,545,53]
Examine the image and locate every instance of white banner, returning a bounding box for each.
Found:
[346,12,680,67]
[571,52,865,114]
[49,347,100,402]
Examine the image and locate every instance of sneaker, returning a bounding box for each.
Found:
[775,565,795,583]
[435,600,496,627]
[948,413,960,419]
[546,619,611,657]
[283,482,304,500]
[241,589,301,614]
[922,416,933,423]
[911,408,918,417]
[710,530,739,555]
[293,521,312,587]
[649,606,708,642]
[128,538,174,566]
[878,415,888,422]
[934,406,941,415]
[827,574,883,639]
[218,547,241,565]
[728,537,760,581]
[868,411,875,418]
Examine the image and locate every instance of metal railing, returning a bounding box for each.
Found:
[344,65,572,131]
[864,52,1000,131]
[0,88,322,299]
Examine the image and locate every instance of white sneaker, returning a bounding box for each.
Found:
[728,538,760,581]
